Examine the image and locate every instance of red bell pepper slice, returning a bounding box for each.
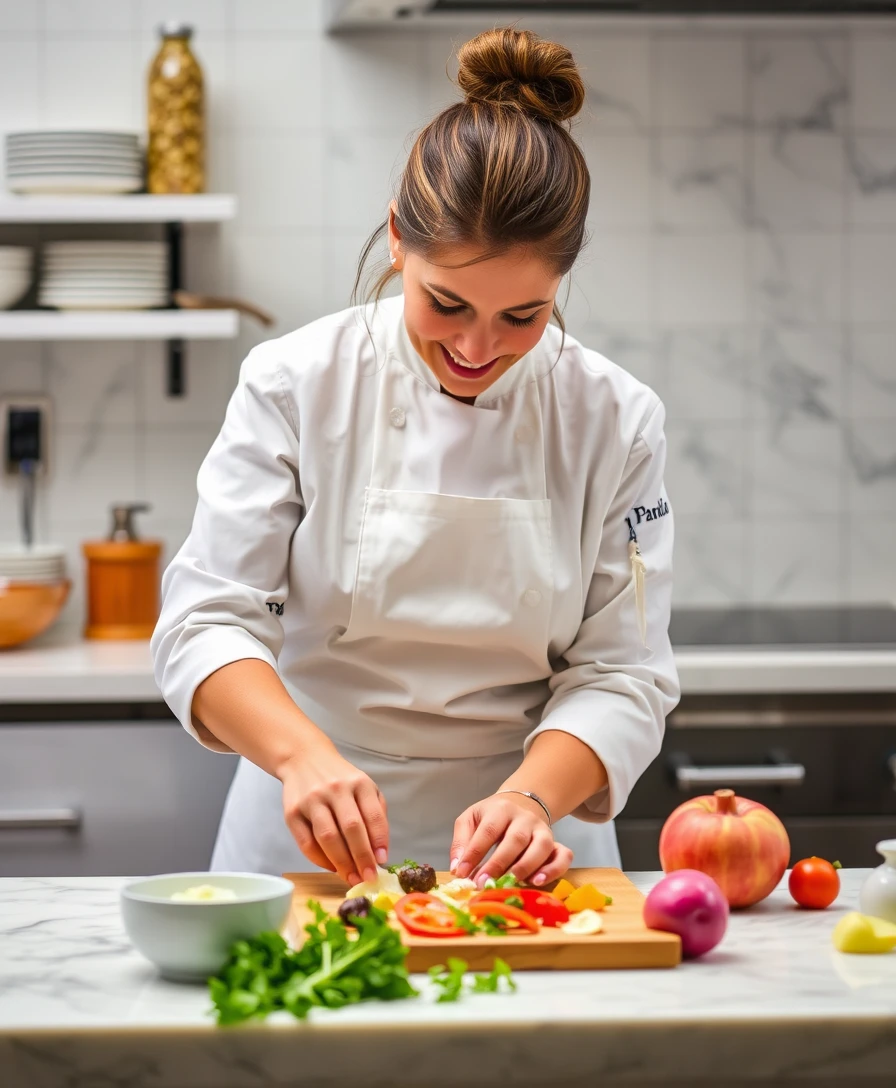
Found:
[394,893,467,938]
[471,888,570,927]
[467,899,540,934]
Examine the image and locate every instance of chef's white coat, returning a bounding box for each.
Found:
[151,295,680,875]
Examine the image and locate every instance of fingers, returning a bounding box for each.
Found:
[452,808,512,880]
[449,807,478,874]
[285,770,390,885]
[287,813,337,873]
[355,781,390,868]
[331,789,384,885]
[307,803,359,884]
[475,822,556,886]
[529,843,574,886]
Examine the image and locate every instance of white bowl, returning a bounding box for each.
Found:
[120,872,295,981]
[0,268,31,309]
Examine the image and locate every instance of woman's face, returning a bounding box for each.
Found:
[392,227,563,400]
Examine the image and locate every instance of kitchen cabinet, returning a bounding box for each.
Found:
[0,711,237,877]
[617,692,896,870]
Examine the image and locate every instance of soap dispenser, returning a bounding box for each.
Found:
[82,503,162,639]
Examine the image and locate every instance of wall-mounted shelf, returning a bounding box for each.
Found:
[0,193,236,224]
[0,193,239,395]
[0,310,238,340]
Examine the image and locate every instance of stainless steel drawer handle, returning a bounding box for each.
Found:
[0,808,83,831]
[674,764,806,791]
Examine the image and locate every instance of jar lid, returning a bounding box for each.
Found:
[158,21,193,38]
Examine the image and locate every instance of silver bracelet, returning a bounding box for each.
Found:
[498,789,552,825]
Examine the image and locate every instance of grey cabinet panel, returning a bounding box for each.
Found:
[0,722,238,876]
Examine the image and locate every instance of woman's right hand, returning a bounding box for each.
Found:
[277,740,389,886]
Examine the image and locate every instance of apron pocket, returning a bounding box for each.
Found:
[340,488,553,670]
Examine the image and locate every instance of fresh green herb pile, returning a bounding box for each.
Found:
[208,899,517,1025]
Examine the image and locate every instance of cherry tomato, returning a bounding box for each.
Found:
[471,888,570,927]
[788,856,841,909]
[467,899,540,934]
[394,893,467,938]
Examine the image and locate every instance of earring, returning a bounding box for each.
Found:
[390,255,397,266]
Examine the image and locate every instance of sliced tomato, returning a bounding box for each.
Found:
[394,892,467,938]
[467,899,540,934]
[471,888,570,927]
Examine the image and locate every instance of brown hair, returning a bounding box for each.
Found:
[353,27,590,315]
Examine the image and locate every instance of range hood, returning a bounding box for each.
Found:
[329,0,896,27]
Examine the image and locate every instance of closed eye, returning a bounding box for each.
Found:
[427,291,543,328]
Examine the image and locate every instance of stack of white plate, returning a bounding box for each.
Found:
[0,246,33,309]
[39,241,168,310]
[0,544,67,585]
[5,130,143,194]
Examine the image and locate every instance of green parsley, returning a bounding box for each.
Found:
[471,958,517,994]
[429,957,517,1002]
[428,957,467,1003]
[208,900,416,1024]
[386,858,421,874]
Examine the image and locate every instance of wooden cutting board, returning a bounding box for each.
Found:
[284,867,681,971]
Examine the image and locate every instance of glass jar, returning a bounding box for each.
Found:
[147,22,204,194]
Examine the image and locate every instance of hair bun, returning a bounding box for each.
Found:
[457,27,585,124]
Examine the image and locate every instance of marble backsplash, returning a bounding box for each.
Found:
[0,3,894,627]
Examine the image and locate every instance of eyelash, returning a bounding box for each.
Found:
[426,295,541,328]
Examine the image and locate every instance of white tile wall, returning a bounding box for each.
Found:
[1,1,895,622]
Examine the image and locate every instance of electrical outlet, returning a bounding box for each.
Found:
[0,394,52,476]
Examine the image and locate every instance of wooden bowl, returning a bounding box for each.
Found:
[0,579,71,649]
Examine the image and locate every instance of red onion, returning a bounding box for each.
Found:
[643,869,728,959]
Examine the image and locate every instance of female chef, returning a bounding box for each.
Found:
[152,27,679,888]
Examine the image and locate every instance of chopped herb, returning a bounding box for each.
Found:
[506,895,524,909]
[443,901,480,935]
[428,957,467,1003]
[471,958,517,994]
[386,858,421,874]
[429,957,518,1002]
[495,873,521,889]
[481,913,511,937]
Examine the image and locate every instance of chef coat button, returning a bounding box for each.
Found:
[389,407,406,429]
[515,425,533,444]
[523,588,542,607]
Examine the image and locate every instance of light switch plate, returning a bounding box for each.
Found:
[0,393,52,476]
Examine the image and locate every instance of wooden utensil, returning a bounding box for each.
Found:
[173,289,274,327]
[285,867,681,971]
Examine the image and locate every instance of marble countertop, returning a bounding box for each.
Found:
[3,625,896,704]
[1,870,894,1087]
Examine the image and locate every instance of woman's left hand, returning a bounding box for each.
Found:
[449,794,573,888]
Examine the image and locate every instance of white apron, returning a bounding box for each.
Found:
[210,329,622,875]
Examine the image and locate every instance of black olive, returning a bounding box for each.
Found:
[398,862,437,894]
[337,896,371,927]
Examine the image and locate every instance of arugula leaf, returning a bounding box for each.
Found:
[471,958,517,994]
[428,957,468,1003]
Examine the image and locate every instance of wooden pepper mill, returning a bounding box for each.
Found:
[82,503,162,640]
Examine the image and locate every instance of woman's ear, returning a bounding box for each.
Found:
[387,201,404,270]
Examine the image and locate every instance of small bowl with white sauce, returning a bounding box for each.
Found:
[121,871,294,981]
